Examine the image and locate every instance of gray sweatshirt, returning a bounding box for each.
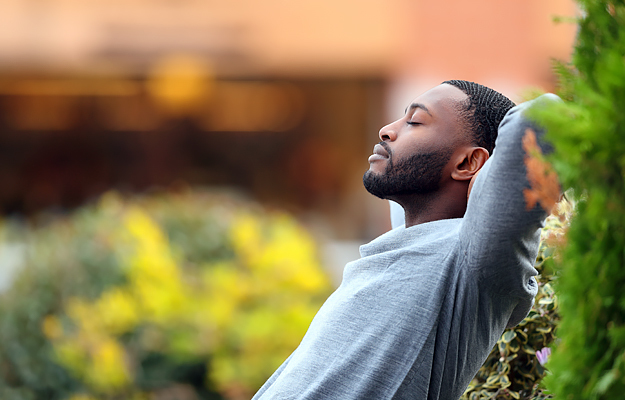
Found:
[253,95,556,400]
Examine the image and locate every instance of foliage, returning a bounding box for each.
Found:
[528,0,625,398]
[0,190,332,400]
[462,199,572,400]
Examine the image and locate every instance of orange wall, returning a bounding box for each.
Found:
[0,0,576,85]
[393,0,577,98]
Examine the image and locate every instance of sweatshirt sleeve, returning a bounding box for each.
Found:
[459,93,560,326]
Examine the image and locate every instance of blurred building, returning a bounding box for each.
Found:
[0,0,576,259]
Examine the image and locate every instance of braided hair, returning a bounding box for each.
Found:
[442,80,515,154]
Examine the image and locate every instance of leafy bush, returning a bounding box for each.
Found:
[0,191,331,400]
[527,0,625,398]
[462,199,572,400]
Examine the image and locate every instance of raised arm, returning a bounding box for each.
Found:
[459,94,560,321]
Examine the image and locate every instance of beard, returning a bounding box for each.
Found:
[363,148,452,200]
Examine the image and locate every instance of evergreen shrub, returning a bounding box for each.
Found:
[528,0,625,397]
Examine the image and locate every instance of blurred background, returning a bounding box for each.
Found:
[0,0,578,399]
[0,0,577,239]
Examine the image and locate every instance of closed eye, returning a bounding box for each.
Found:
[407,121,422,126]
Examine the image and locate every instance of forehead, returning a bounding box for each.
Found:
[409,84,468,118]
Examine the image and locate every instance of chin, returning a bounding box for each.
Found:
[362,170,390,200]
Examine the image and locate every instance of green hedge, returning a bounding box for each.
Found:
[528,0,625,398]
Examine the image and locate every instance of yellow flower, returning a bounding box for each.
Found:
[95,288,139,334]
[85,337,131,392]
[66,298,101,334]
[55,342,87,374]
[230,213,263,263]
[122,208,186,323]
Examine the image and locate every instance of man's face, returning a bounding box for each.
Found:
[363,84,470,199]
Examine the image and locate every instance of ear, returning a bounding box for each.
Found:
[450,147,489,182]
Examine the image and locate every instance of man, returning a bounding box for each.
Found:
[253,80,558,399]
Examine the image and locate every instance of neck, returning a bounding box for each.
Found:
[391,185,469,228]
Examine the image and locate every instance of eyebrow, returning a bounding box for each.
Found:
[405,102,432,117]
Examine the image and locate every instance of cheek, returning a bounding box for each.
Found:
[401,128,450,150]
[396,140,451,161]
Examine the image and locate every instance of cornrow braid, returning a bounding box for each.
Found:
[442,80,516,154]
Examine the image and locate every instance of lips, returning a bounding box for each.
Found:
[374,143,390,157]
[368,143,390,163]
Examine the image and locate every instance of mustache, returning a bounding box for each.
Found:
[379,141,392,157]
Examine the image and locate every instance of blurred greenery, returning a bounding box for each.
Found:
[528,0,625,398]
[0,190,332,400]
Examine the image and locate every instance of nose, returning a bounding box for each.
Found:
[379,121,398,142]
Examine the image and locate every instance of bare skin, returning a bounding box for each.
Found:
[368,84,490,227]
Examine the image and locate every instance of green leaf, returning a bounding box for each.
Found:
[542,283,555,296]
[594,369,619,395]
[498,341,507,356]
[522,343,536,355]
[486,374,500,385]
[535,325,552,334]
[515,329,528,343]
[508,338,521,353]
[506,353,518,362]
[518,366,536,380]
[497,361,511,375]
[538,297,554,305]
[502,330,517,343]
